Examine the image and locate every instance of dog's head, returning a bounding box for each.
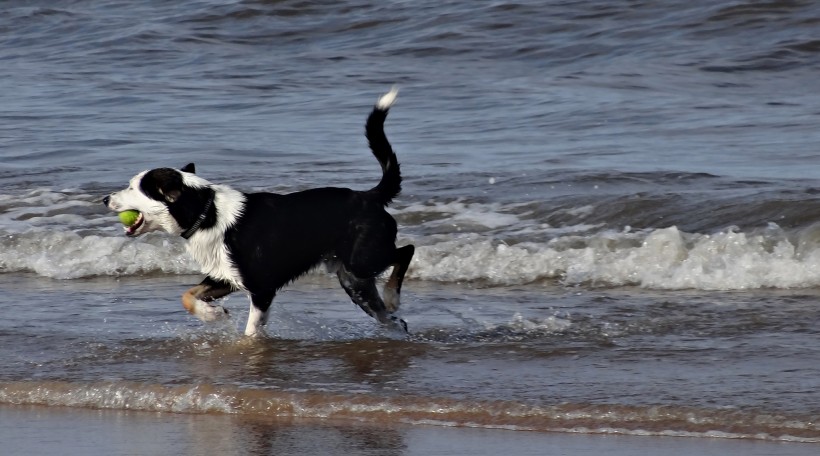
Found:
[104,163,215,237]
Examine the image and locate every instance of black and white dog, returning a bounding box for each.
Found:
[103,88,414,336]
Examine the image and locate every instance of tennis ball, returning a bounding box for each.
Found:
[119,210,141,227]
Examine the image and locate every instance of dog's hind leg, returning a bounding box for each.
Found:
[182,277,233,322]
[383,245,414,312]
[337,267,408,332]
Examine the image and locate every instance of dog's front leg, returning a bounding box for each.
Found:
[244,292,274,337]
[182,279,233,322]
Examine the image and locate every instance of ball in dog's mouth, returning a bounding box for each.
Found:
[119,210,144,236]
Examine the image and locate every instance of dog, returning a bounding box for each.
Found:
[103,88,414,336]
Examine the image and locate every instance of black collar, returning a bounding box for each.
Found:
[181,194,214,239]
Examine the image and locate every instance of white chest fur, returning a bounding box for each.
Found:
[185,185,246,290]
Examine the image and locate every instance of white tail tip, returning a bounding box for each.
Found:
[376,86,399,110]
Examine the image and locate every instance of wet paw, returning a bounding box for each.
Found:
[192,301,230,322]
[390,315,409,333]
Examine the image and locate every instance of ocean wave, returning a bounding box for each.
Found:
[409,225,820,290]
[5,188,820,290]
[0,230,197,279]
[0,381,816,442]
[4,223,820,291]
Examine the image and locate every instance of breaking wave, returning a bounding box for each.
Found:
[5,188,820,290]
[409,225,820,290]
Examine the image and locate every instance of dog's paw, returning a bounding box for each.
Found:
[376,311,407,332]
[389,315,408,333]
[192,301,230,322]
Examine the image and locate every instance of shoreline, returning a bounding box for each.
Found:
[3,404,817,456]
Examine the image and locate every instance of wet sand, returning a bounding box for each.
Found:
[2,404,816,456]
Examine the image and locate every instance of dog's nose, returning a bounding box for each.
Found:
[102,195,111,207]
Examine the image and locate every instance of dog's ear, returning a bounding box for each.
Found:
[142,168,184,204]
[159,187,182,203]
[181,163,196,174]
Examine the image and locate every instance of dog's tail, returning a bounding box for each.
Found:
[366,87,401,206]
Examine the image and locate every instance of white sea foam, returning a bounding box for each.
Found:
[5,189,820,290]
[0,189,198,278]
[407,225,820,290]
[4,221,820,290]
[0,231,198,279]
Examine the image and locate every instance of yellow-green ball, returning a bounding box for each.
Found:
[119,210,140,226]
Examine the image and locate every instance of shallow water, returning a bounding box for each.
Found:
[2,273,818,442]
[6,404,819,456]
[2,0,820,445]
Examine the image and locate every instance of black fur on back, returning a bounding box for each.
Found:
[222,188,397,301]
